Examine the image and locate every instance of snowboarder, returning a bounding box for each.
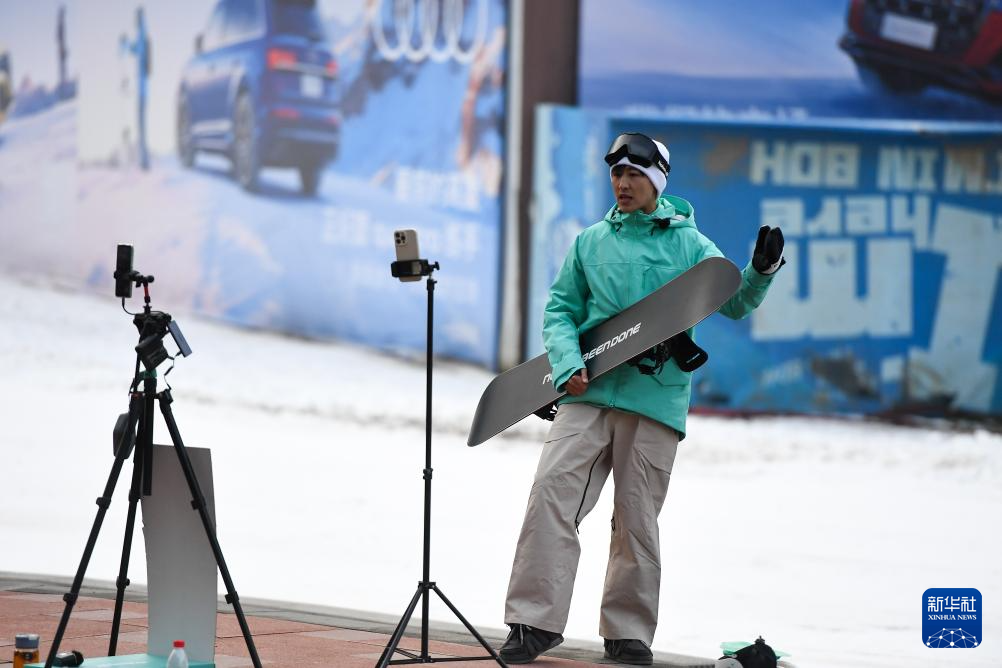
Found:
[499,132,785,665]
[120,6,150,170]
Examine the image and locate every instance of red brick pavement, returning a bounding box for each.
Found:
[0,591,605,668]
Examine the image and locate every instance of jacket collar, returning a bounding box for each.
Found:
[605,198,676,233]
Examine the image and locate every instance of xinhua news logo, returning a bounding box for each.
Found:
[923,588,982,648]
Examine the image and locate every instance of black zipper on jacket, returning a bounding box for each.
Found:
[574,450,605,533]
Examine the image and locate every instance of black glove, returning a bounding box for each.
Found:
[752,225,785,274]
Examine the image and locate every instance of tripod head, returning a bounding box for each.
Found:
[114,244,192,371]
[390,258,439,279]
[134,310,178,371]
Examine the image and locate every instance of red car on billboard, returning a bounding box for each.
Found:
[840,0,1002,100]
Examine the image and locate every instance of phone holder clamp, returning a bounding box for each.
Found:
[390,259,439,279]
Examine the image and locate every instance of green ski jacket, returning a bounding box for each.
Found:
[543,195,777,439]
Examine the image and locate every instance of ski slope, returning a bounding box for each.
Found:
[0,274,999,668]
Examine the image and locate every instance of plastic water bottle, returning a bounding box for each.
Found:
[166,640,188,668]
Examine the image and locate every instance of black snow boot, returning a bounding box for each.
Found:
[604,638,653,665]
[499,624,563,664]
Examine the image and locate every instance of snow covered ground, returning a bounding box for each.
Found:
[1,274,1000,667]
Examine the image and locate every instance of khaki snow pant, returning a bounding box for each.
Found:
[504,403,679,646]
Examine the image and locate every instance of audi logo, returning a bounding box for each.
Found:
[369,0,489,64]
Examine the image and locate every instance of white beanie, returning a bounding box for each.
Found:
[609,139,671,197]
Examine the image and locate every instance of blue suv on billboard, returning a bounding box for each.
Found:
[177,0,340,195]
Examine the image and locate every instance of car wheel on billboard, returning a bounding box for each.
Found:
[233,91,260,192]
[177,97,195,168]
[298,162,322,197]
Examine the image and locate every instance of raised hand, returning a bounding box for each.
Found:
[752,225,785,274]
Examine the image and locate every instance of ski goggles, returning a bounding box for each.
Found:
[604,133,670,176]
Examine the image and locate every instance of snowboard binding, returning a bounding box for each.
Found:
[628,331,708,375]
[533,402,559,421]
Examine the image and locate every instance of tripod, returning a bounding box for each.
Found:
[379,260,506,667]
[45,302,262,668]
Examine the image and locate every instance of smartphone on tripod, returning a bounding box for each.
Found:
[394,229,422,282]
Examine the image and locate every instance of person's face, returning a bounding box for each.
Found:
[611,165,658,214]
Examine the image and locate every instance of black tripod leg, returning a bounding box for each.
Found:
[108,419,147,655]
[432,585,508,666]
[157,391,263,668]
[376,585,424,668]
[45,395,143,668]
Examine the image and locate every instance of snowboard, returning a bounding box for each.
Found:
[467,256,742,446]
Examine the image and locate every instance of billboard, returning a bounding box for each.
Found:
[529,105,1002,417]
[579,0,1002,122]
[0,0,507,367]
